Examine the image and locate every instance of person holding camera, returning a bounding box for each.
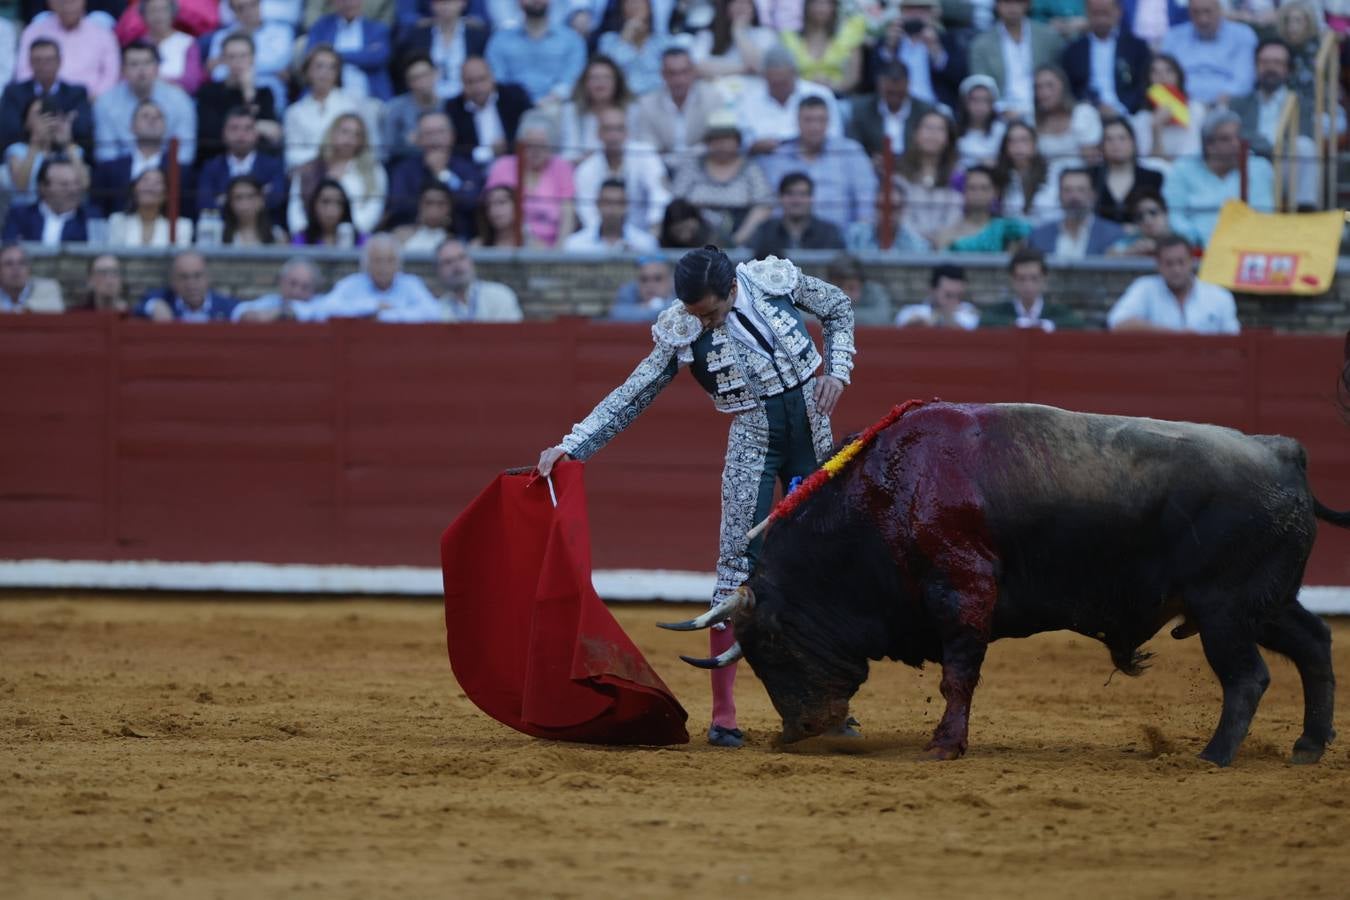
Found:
[870,0,968,110]
[2,94,89,207]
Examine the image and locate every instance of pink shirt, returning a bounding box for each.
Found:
[485,155,575,248]
[16,17,121,99]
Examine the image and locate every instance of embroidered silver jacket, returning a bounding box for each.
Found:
[558,257,856,461]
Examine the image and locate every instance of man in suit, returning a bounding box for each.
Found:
[196,107,287,223]
[447,55,532,166]
[0,38,94,156]
[968,0,1065,121]
[395,0,490,97]
[748,172,844,259]
[2,157,95,244]
[846,60,935,161]
[306,0,394,100]
[1027,167,1125,258]
[90,100,187,218]
[980,247,1083,331]
[870,0,967,110]
[632,46,719,171]
[0,243,65,313]
[384,111,484,234]
[1062,0,1151,117]
[1230,39,1318,208]
[135,252,239,322]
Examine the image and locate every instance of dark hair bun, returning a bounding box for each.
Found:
[674,246,735,306]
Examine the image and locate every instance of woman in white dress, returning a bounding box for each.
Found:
[1032,64,1100,168]
[557,56,639,163]
[1130,54,1204,167]
[994,120,1061,224]
[287,112,387,235]
[108,169,194,247]
[284,45,362,171]
[955,74,1007,169]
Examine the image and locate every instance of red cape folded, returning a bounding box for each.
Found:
[441,461,689,745]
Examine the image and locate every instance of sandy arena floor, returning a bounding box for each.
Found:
[2,595,1349,899]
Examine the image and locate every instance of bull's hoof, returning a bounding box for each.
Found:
[1197,747,1234,768]
[1291,736,1327,765]
[923,744,964,761]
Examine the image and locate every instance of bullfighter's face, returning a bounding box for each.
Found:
[683,281,737,333]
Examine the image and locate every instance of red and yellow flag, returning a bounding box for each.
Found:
[1147,83,1190,127]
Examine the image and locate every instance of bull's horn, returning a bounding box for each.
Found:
[657,589,749,631]
[679,641,743,669]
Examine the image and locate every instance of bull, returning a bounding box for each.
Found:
[663,401,1349,767]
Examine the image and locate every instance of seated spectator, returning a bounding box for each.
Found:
[1062,0,1150,118]
[894,109,962,245]
[1033,64,1101,166]
[1031,0,1085,37]
[669,111,772,247]
[484,110,575,247]
[135,250,239,321]
[736,45,841,156]
[1107,189,1169,255]
[954,75,1006,168]
[296,234,443,322]
[16,0,121,100]
[0,242,64,313]
[231,257,322,321]
[72,253,127,313]
[108,168,194,245]
[938,164,1031,251]
[845,176,932,253]
[1027,166,1124,257]
[0,38,94,155]
[1107,232,1239,333]
[288,112,387,234]
[895,262,978,329]
[471,183,528,247]
[284,45,362,171]
[761,95,875,233]
[383,53,444,162]
[1090,117,1162,224]
[994,120,1061,223]
[385,111,483,234]
[558,55,637,163]
[114,0,220,45]
[396,0,489,101]
[827,252,893,327]
[633,46,718,170]
[563,178,660,253]
[968,0,1065,122]
[689,0,775,80]
[981,246,1083,330]
[748,172,844,258]
[448,55,533,167]
[306,0,393,100]
[200,0,294,83]
[91,100,173,216]
[195,106,287,222]
[1230,39,1319,210]
[781,0,866,94]
[574,107,669,235]
[607,253,672,322]
[598,0,668,96]
[657,197,712,248]
[871,0,966,109]
[3,96,91,207]
[392,182,454,251]
[196,33,283,161]
[2,157,94,244]
[1158,0,1256,105]
[484,0,587,104]
[291,177,361,245]
[1130,53,1203,165]
[1162,108,1273,246]
[140,0,205,94]
[93,42,197,165]
[433,237,524,321]
[846,61,934,162]
[1277,0,1322,101]
[221,174,286,243]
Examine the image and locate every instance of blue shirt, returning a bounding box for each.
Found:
[92,82,196,164]
[758,136,877,230]
[298,272,442,323]
[1159,20,1258,104]
[1162,154,1274,247]
[484,24,587,103]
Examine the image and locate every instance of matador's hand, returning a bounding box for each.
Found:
[813,376,844,418]
[537,446,570,477]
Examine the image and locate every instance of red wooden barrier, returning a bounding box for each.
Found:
[2,316,1348,583]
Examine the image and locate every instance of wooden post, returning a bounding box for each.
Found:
[166,137,180,244]
[878,137,896,251]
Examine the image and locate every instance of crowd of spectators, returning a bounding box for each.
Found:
[0,0,1340,330]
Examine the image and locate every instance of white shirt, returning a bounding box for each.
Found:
[1009,296,1056,332]
[896,37,938,105]
[572,142,672,231]
[561,222,659,254]
[660,91,689,152]
[1107,274,1240,334]
[440,280,523,322]
[735,78,842,144]
[1255,87,1286,146]
[1054,215,1094,259]
[283,89,361,170]
[468,92,505,164]
[998,24,1035,116]
[1088,30,1123,115]
[228,151,257,178]
[1133,0,1170,46]
[878,98,911,156]
[727,288,778,359]
[332,17,370,98]
[430,21,467,99]
[130,148,163,181]
[895,301,980,330]
[39,202,74,246]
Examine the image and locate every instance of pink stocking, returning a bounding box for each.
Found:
[709,624,738,729]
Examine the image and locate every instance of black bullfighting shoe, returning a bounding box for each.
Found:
[707,725,745,748]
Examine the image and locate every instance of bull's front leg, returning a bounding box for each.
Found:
[926,633,988,760]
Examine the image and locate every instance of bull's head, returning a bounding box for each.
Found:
[659,582,865,744]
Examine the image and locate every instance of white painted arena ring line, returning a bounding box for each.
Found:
[1,560,1348,613]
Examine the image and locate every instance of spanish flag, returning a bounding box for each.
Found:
[1147,83,1190,127]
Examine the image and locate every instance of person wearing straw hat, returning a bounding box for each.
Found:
[536,246,856,747]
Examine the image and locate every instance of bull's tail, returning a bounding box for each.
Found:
[1315,498,1350,529]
